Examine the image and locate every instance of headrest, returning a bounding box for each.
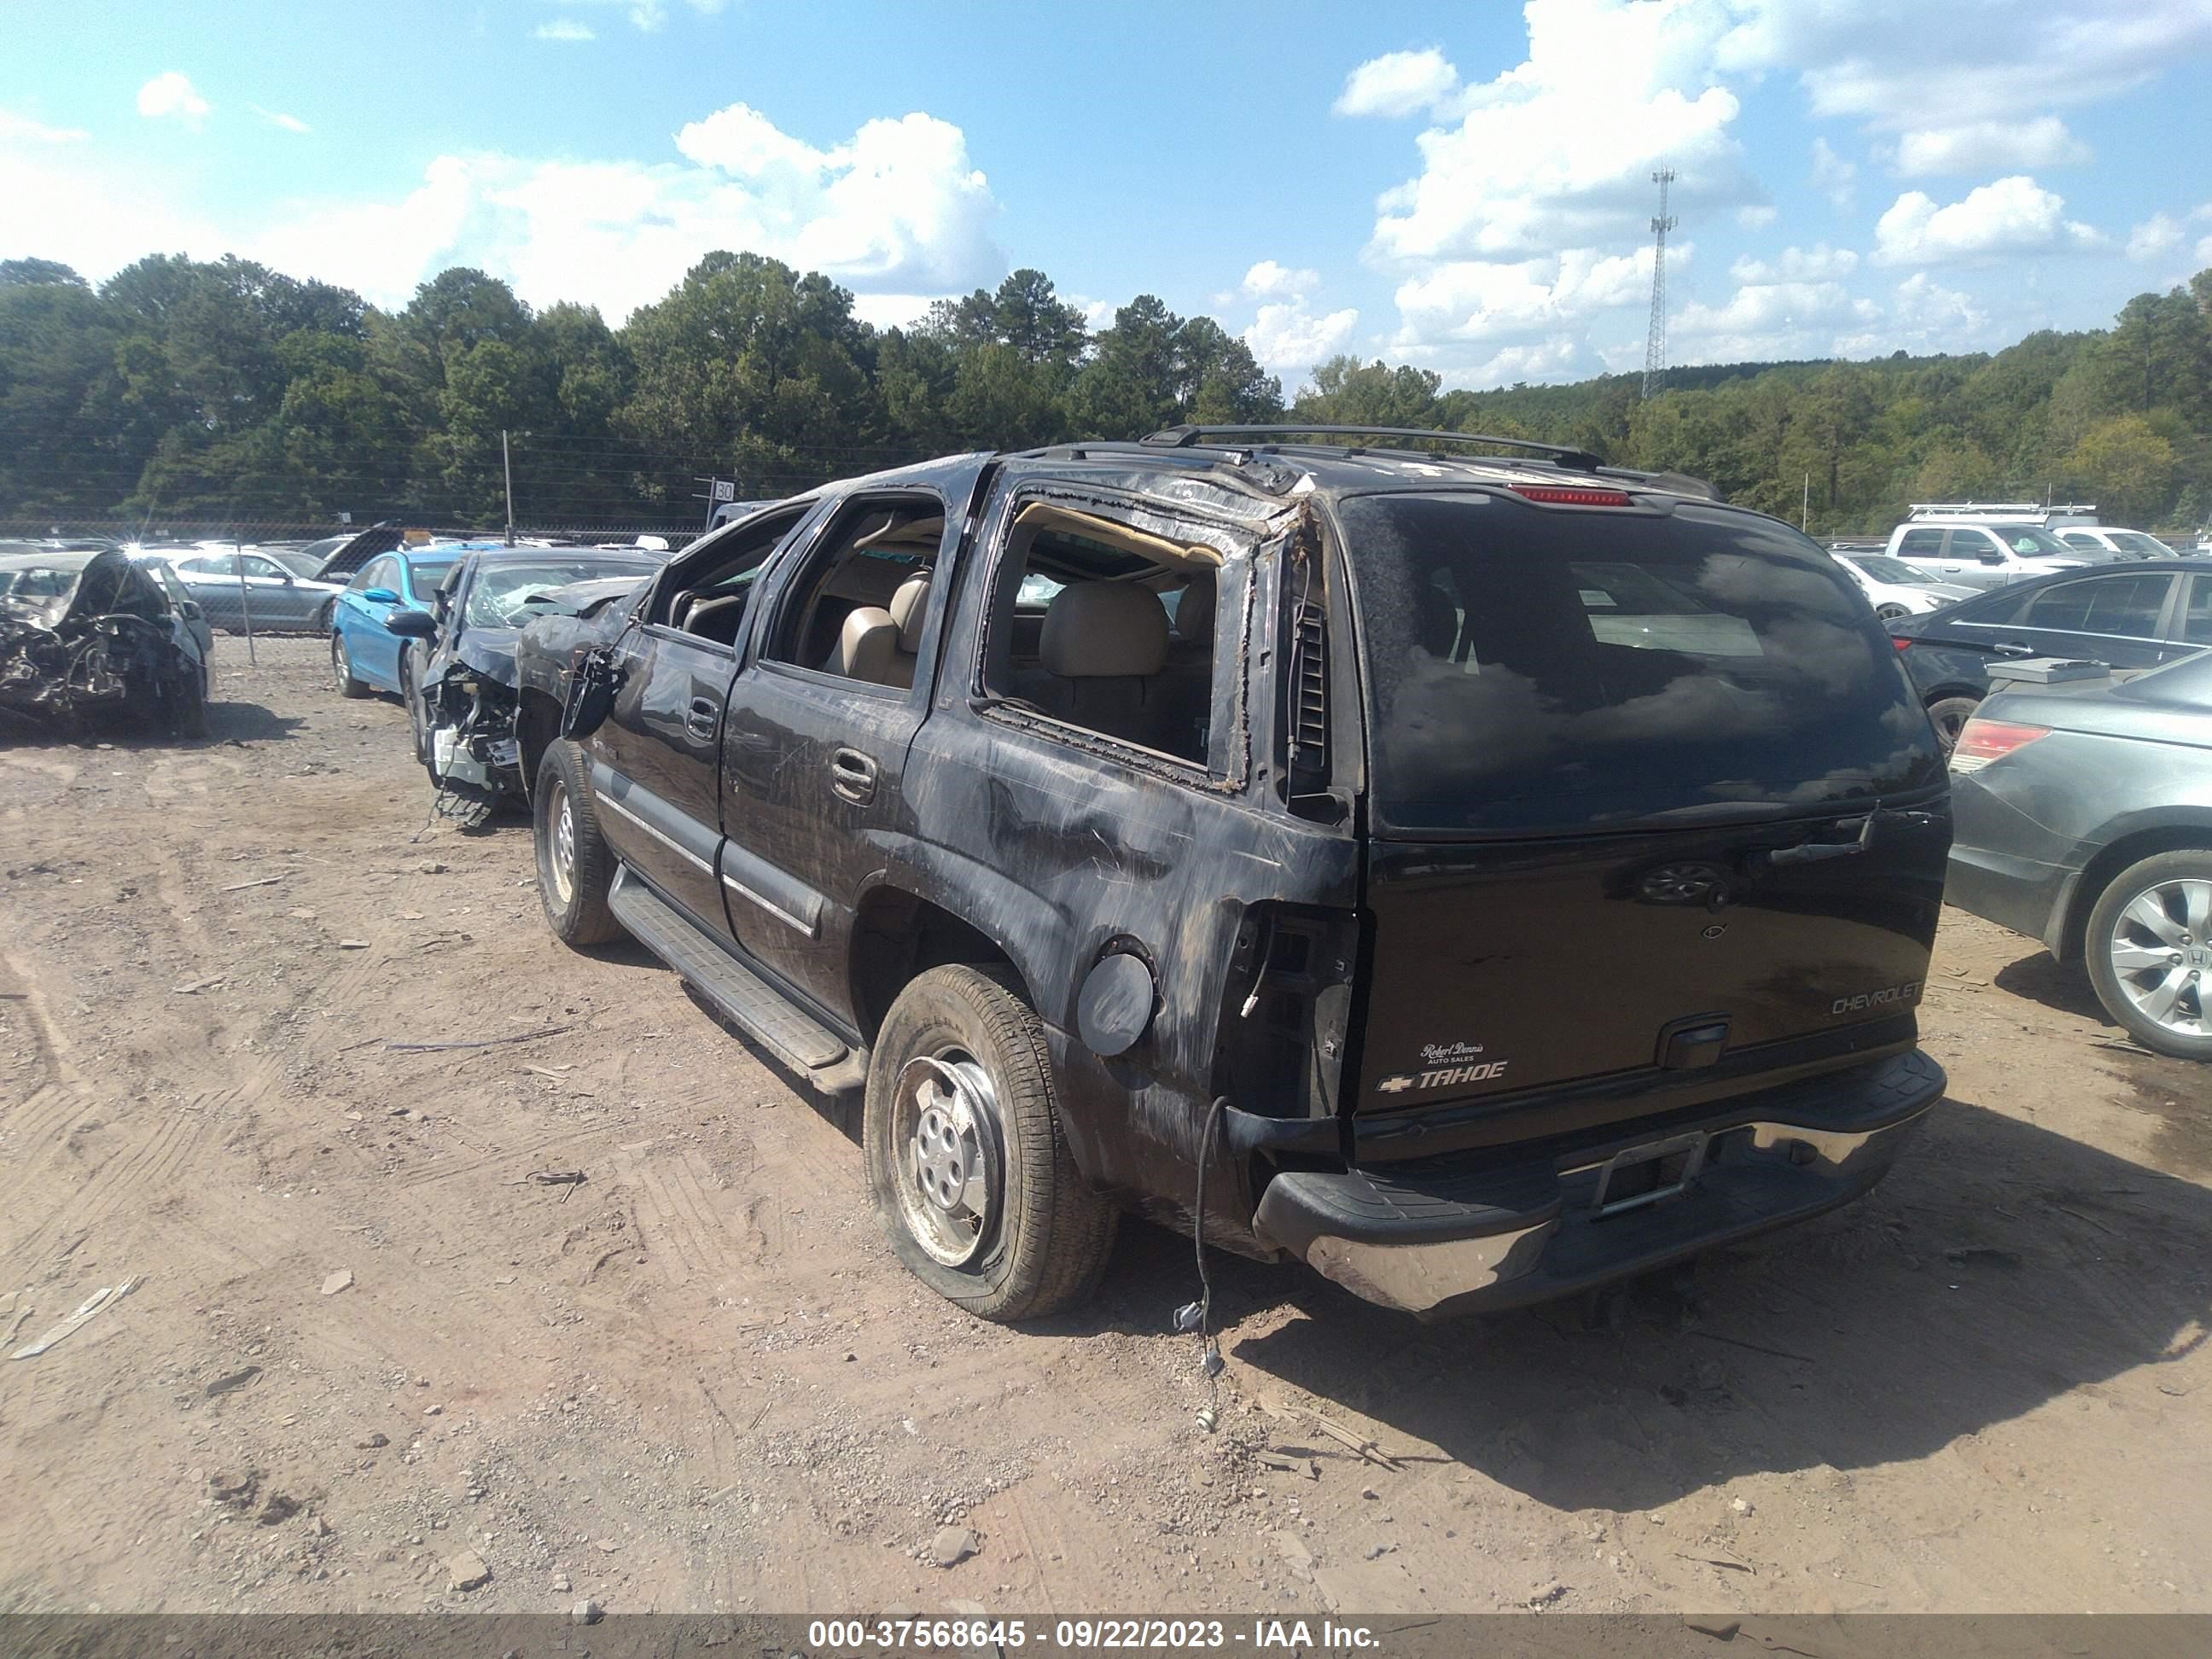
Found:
[1041,582,1169,678]
[888,572,931,652]
[830,605,898,684]
[1173,571,1216,645]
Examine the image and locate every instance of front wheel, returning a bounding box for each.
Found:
[1875,601,1909,621]
[311,597,335,634]
[332,632,371,699]
[863,964,1118,1321]
[2084,851,2212,1061]
[533,740,623,946]
[1926,695,1978,754]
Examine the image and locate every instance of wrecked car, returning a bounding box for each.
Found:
[1,548,210,738]
[509,428,1952,1324]
[383,548,661,824]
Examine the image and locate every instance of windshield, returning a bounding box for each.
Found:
[1342,492,1944,835]
[1845,554,1937,585]
[1988,524,2075,557]
[2110,531,2173,557]
[463,560,656,628]
[265,550,326,580]
[0,562,81,621]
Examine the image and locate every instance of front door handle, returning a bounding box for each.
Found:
[1991,641,2034,657]
[830,746,877,805]
[685,696,719,740]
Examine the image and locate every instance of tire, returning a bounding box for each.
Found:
[169,668,209,740]
[1875,602,1909,621]
[2083,850,2212,1061]
[533,740,623,947]
[311,597,335,634]
[332,631,371,699]
[1926,695,1979,754]
[863,964,1118,1321]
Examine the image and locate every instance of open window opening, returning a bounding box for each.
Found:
[762,494,944,688]
[649,502,812,648]
[981,500,1224,766]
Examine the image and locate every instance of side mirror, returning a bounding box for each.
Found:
[383,608,439,640]
[1979,550,2005,565]
[359,587,400,606]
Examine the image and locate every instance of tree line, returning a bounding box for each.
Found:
[1,250,2207,536]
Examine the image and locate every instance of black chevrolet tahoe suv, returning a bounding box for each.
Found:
[511,426,1951,1323]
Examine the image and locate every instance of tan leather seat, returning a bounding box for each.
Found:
[824,605,898,683]
[884,572,930,689]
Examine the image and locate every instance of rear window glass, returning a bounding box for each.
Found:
[1340,492,1945,835]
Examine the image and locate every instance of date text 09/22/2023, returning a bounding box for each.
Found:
[805,1618,1383,1651]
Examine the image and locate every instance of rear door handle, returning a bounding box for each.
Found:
[685,696,719,740]
[1992,641,2034,657]
[830,747,877,805]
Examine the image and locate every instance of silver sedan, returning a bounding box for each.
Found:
[1946,648,2212,1058]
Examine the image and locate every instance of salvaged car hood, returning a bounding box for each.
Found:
[451,628,521,687]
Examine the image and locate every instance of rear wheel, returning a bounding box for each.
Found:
[2084,851,2212,1061]
[533,740,622,946]
[1875,601,1909,621]
[1926,695,1978,754]
[311,597,335,634]
[863,964,1118,1321]
[331,632,370,699]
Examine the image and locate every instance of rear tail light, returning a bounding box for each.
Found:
[1508,484,1634,507]
[1949,718,2049,774]
[1891,636,1914,650]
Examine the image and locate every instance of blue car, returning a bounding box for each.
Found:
[329,544,490,701]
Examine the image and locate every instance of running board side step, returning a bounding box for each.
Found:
[608,866,869,1097]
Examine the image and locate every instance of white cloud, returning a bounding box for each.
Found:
[534,20,596,41]
[554,0,725,33]
[2128,212,2186,261]
[1872,176,2104,266]
[1243,300,1359,383]
[850,293,936,330]
[0,108,87,143]
[1334,47,1462,119]
[250,105,311,135]
[137,72,211,128]
[1468,336,1580,387]
[1392,244,1670,345]
[5,100,1004,323]
[1830,274,1993,358]
[1736,204,1778,229]
[1673,278,1880,363]
[1365,3,1755,266]
[1241,259,1317,298]
[1891,117,2089,177]
[1720,0,2212,127]
[1729,242,1858,284]
[1809,137,1855,211]
[1718,0,2207,199]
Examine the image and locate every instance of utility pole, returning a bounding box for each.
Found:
[1802,471,1811,533]
[502,429,516,546]
[1642,167,1677,400]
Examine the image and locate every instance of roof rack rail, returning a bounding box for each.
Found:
[1143,423,1604,473]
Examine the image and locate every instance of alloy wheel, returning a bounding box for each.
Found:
[2107,878,2212,1039]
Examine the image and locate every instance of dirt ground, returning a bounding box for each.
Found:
[0,635,2207,1620]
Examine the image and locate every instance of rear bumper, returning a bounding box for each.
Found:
[1945,842,2076,955]
[1253,1051,1942,1318]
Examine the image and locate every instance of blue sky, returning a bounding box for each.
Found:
[5,0,2211,391]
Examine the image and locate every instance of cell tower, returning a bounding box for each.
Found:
[1642,167,1676,399]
